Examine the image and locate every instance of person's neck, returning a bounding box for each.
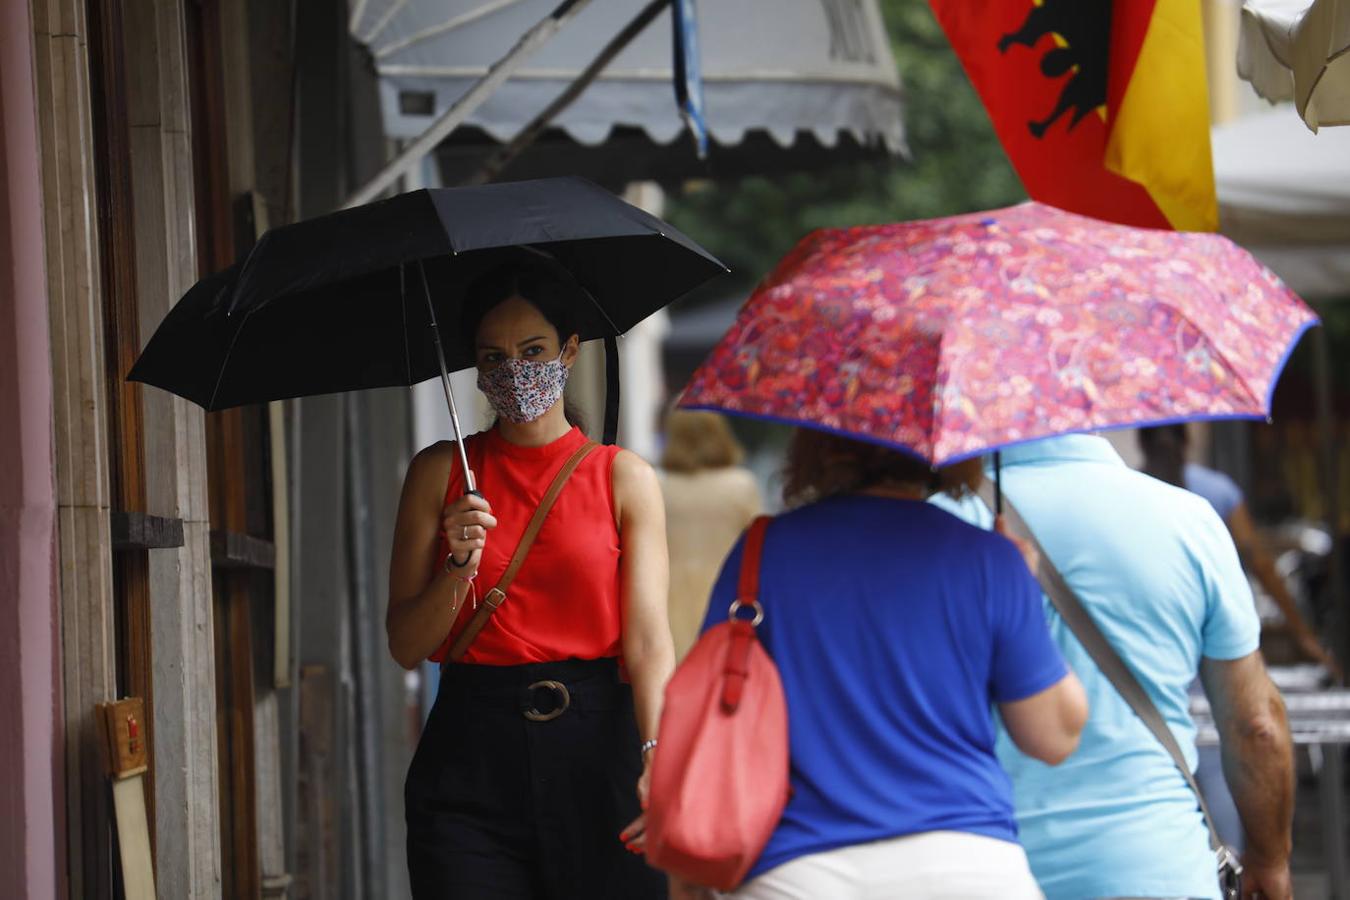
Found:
[495,405,573,448]
[859,481,929,501]
[1143,459,1186,489]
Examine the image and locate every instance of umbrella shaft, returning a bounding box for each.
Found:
[994,451,1003,517]
[419,259,476,493]
[439,363,476,494]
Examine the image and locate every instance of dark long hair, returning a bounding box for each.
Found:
[460,258,588,431]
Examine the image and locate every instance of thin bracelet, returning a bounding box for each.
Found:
[443,551,472,572]
[640,738,658,756]
[449,570,478,611]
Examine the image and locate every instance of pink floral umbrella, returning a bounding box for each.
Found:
[680,201,1318,467]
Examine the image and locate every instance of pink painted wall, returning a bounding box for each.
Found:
[0,1,63,897]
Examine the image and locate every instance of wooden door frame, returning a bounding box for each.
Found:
[184,1,276,896]
[85,0,160,878]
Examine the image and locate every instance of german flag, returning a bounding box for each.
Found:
[929,0,1217,232]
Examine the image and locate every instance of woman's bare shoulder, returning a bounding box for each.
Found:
[611,448,662,515]
[403,440,459,493]
[410,439,457,467]
[611,447,657,481]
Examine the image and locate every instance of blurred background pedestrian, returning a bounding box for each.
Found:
[659,410,762,660]
[1138,424,1341,679]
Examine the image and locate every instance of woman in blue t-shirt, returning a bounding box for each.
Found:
[681,429,1087,900]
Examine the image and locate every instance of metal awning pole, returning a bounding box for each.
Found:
[418,260,477,494]
[343,0,593,209]
[465,0,672,186]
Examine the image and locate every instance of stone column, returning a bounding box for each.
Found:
[119,0,223,895]
[31,0,120,895]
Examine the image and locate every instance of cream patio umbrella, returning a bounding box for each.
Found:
[1238,0,1350,130]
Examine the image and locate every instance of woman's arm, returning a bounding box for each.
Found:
[999,673,1088,765]
[385,443,496,669]
[614,450,677,747]
[1226,502,1340,678]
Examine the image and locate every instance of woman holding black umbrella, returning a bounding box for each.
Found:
[386,259,674,899]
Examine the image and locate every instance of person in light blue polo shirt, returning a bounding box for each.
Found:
[938,434,1295,900]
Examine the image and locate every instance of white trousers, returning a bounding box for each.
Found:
[723,831,1045,900]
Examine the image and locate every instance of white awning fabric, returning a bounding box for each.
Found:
[1213,108,1350,299]
[1237,0,1350,130]
[349,0,904,155]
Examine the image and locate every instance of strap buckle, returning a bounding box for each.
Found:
[483,587,506,609]
[727,599,764,627]
[523,680,571,722]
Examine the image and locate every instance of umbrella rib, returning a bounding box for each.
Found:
[583,285,622,336]
[928,328,948,465]
[519,244,624,336]
[206,307,253,411]
[1154,299,1268,415]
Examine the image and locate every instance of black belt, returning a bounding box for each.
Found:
[439,657,625,722]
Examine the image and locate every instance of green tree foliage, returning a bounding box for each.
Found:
[666,0,1026,289]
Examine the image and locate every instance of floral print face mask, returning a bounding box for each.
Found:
[476,351,570,424]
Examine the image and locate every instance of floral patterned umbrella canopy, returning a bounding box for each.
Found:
[680,201,1318,466]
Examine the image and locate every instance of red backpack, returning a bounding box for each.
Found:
[645,516,790,891]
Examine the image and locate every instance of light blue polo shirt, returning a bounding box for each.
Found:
[938,435,1258,900]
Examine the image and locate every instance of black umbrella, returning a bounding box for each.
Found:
[130,176,728,489]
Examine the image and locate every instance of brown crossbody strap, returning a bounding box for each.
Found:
[447,439,600,662]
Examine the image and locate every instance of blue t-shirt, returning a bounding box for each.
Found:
[701,495,1067,881]
[1185,462,1244,521]
[939,436,1259,900]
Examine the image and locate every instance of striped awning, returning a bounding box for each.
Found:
[349,0,905,180]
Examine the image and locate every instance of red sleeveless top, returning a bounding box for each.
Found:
[428,425,624,666]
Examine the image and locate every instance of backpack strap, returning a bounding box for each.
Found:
[722,516,772,713]
[447,440,599,662]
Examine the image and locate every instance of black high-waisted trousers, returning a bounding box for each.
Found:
[405,657,667,899]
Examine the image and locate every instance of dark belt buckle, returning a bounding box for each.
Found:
[523,680,570,722]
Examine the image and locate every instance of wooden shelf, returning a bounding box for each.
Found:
[209,530,276,570]
[110,511,185,551]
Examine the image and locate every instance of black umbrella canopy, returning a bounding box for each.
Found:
[130,176,727,411]
[227,176,724,320]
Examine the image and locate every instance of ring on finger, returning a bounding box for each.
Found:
[461,526,469,541]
